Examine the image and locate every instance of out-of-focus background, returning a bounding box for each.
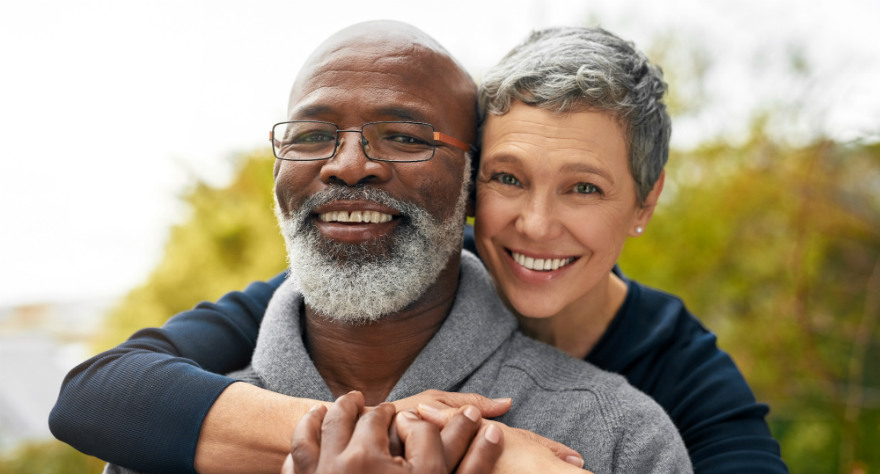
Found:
[1,0,878,473]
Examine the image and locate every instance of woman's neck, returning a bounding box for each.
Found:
[516,272,628,360]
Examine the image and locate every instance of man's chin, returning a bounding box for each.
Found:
[308,232,397,265]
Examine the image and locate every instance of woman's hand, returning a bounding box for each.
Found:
[282,391,504,474]
[392,389,513,419]
[417,404,590,474]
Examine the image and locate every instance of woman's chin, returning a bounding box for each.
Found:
[511,302,561,320]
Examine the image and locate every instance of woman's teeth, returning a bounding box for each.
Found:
[511,251,575,271]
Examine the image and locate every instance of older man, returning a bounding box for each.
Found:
[53,21,691,474]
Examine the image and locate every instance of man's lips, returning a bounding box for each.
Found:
[311,200,400,243]
[318,210,393,224]
[313,200,399,223]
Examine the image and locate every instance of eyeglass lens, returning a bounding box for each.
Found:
[272,121,436,162]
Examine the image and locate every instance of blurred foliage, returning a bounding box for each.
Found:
[95,148,287,350]
[619,132,880,474]
[0,440,105,474]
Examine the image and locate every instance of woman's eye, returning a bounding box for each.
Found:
[494,173,521,186]
[574,183,601,195]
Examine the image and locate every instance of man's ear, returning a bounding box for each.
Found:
[630,169,665,236]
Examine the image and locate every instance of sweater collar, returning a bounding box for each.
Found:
[252,250,518,401]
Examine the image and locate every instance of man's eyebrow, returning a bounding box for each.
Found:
[290,104,332,119]
[376,108,423,122]
[289,106,425,123]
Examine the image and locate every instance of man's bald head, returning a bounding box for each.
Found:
[287,20,478,145]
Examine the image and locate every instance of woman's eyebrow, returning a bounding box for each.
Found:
[559,162,615,184]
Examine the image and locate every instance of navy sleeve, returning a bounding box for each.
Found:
[588,279,788,474]
[48,273,285,474]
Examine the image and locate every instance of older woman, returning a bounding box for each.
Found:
[51,26,786,474]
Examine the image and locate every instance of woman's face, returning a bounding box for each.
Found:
[474,101,661,319]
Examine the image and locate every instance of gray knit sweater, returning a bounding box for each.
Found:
[227,251,692,474]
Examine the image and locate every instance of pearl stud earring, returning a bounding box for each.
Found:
[636,226,643,234]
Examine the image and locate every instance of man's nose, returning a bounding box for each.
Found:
[319,133,392,186]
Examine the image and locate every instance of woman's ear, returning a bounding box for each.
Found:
[630,170,665,236]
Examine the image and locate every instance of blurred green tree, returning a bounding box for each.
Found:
[619,131,880,474]
[95,149,286,350]
[0,440,105,474]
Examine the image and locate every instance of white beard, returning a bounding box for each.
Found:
[275,165,469,324]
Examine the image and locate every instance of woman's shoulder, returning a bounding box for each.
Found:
[589,272,756,404]
[594,275,714,364]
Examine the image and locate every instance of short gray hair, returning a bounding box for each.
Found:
[478,27,671,204]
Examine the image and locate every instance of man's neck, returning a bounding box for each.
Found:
[303,260,460,405]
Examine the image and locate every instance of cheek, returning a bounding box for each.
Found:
[274,161,321,215]
[408,159,466,220]
[568,210,629,257]
[474,189,516,235]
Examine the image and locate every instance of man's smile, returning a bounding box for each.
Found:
[318,210,393,224]
[309,200,402,244]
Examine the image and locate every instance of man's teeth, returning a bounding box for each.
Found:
[318,210,393,224]
[512,252,575,271]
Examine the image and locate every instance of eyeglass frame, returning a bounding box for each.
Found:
[269,120,473,163]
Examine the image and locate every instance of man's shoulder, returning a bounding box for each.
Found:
[494,331,681,439]
[489,333,692,473]
[499,332,634,398]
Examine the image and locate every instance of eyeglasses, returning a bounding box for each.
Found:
[270,121,472,163]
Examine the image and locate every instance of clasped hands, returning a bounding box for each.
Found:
[282,390,590,474]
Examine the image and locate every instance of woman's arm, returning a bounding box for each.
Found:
[49,265,514,474]
[193,386,516,474]
[49,273,286,474]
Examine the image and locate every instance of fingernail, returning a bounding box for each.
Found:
[484,424,501,444]
[418,403,439,414]
[565,455,584,468]
[463,406,480,422]
[492,397,512,404]
[307,405,321,413]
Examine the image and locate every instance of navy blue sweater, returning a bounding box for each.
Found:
[49,228,787,473]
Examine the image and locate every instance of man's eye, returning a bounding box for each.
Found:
[388,134,430,146]
[574,183,601,194]
[295,132,335,143]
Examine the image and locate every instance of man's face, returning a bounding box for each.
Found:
[274,36,476,322]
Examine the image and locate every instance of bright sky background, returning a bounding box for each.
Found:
[1,0,878,307]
